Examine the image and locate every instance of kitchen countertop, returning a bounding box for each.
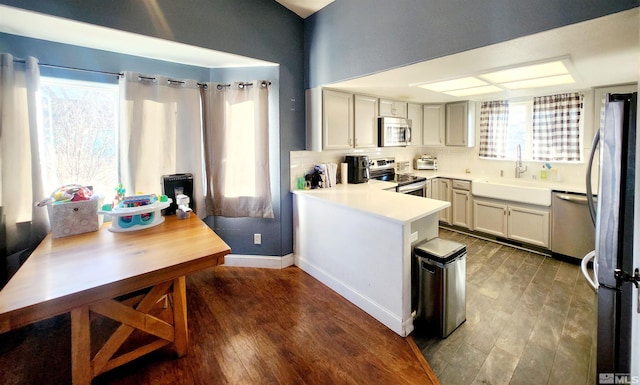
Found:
[292,181,449,225]
[407,170,589,194]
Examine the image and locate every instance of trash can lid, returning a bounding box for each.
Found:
[414,237,466,263]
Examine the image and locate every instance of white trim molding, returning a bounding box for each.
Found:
[222,253,295,269]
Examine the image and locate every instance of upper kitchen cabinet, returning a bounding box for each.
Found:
[407,103,422,146]
[323,89,354,150]
[379,99,407,118]
[422,104,445,147]
[445,101,475,147]
[354,94,379,148]
[305,88,379,151]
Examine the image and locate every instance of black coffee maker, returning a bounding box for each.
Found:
[344,155,370,184]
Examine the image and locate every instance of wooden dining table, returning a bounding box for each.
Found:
[0,215,230,385]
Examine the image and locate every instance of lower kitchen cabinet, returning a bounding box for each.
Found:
[433,178,452,224]
[452,188,472,229]
[473,198,550,248]
[507,205,550,247]
[473,199,507,237]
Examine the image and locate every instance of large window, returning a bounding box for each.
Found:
[38,77,118,196]
[479,93,583,162]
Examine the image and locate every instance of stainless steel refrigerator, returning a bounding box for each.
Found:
[585,92,638,381]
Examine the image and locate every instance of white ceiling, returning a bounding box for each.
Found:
[327,8,639,103]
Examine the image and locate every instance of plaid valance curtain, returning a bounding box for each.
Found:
[532,92,583,161]
[479,100,509,158]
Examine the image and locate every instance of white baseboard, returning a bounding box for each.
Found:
[222,253,295,269]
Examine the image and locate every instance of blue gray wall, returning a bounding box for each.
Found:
[0,0,306,256]
[2,0,638,258]
[305,0,639,88]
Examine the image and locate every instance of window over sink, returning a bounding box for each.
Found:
[479,92,584,163]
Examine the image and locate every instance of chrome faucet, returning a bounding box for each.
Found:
[515,144,527,178]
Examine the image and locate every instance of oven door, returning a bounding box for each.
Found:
[397,181,426,197]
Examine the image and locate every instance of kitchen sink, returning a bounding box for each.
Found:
[471,177,552,206]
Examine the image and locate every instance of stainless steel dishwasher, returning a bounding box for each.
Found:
[551,192,595,262]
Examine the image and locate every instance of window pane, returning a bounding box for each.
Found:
[224,100,256,197]
[39,78,118,197]
[505,102,529,159]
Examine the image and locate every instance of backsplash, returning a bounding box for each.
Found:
[290,145,592,191]
[290,147,424,190]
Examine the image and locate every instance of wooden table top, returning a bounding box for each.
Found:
[0,215,230,333]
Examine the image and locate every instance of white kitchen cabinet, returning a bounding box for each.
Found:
[354,94,379,148]
[422,104,445,147]
[473,198,550,247]
[425,179,432,199]
[445,101,475,147]
[507,205,550,247]
[473,199,507,237]
[451,180,472,229]
[433,178,452,224]
[322,89,354,150]
[407,103,422,146]
[319,89,379,150]
[379,99,407,118]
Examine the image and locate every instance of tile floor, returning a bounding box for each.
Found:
[412,229,597,385]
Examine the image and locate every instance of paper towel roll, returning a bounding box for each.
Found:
[341,163,348,184]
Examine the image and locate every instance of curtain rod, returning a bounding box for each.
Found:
[13,57,123,78]
[12,58,271,88]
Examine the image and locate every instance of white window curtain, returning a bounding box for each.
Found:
[201,81,273,218]
[532,92,583,161]
[478,100,509,159]
[0,53,49,254]
[119,72,205,217]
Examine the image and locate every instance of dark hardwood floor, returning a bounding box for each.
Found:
[0,266,438,385]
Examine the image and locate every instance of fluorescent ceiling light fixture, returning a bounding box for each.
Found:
[414,59,575,96]
[501,74,575,89]
[444,85,503,97]
[418,77,488,92]
[480,61,570,83]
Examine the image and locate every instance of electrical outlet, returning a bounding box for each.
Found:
[253,233,262,245]
[410,231,418,242]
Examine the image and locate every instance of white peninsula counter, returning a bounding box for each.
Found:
[292,182,449,337]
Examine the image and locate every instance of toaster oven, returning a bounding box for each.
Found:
[414,155,438,170]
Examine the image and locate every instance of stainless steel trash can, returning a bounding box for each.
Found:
[414,237,466,338]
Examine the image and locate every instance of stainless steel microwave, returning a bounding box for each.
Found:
[378,117,411,147]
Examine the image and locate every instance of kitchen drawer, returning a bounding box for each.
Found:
[452,180,471,191]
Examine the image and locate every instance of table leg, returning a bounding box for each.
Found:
[172,276,188,357]
[70,305,91,385]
